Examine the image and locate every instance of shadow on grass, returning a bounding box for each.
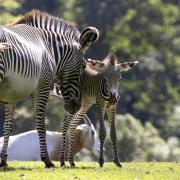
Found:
[62,166,96,170]
[0,166,41,172]
[0,165,96,171]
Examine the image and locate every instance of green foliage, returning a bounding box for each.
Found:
[63,0,83,25]
[19,0,65,16]
[162,106,180,138]
[14,97,65,134]
[104,114,180,162]
[0,162,179,180]
[106,0,180,135]
[0,0,21,24]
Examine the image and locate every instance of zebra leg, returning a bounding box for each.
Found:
[60,114,72,167]
[68,116,79,167]
[68,107,88,167]
[97,104,106,167]
[107,106,122,167]
[0,104,15,167]
[33,88,54,168]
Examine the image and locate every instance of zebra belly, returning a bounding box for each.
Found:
[0,73,38,103]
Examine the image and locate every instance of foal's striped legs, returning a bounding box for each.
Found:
[60,114,72,167]
[107,106,121,167]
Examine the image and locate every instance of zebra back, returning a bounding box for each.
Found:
[14,10,80,42]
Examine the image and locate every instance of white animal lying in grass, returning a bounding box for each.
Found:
[0,116,99,161]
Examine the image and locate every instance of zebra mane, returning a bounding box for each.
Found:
[13,9,80,42]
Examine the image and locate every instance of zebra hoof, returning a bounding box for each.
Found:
[114,160,122,167]
[70,162,75,167]
[45,162,55,168]
[99,163,104,168]
[60,162,66,167]
[99,159,104,168]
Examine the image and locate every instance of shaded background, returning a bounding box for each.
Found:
[0,0,180,162]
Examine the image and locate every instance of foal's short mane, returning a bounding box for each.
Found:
[13,9,80,41]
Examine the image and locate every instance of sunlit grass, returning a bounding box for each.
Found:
[0,161,179,180]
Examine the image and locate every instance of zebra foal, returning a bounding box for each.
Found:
[0,10,99,168]
[67,54,138,167]
[52,54,138,167]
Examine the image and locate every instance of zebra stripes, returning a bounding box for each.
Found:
[0,104,15,166]
[54,54,138,167]
[0,10,99,168]
[13,10,99,113]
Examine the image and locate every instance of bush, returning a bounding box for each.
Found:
[104,114,180,162]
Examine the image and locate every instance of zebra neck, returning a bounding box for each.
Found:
[82,70,100,97]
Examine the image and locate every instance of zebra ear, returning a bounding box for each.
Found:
[79,27,99,53]
[87,59,104,66]
[118,61,139,72]
[87,58,105,70]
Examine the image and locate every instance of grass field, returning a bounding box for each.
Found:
[0,161,179,180]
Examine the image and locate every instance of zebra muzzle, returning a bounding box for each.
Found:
[108,93,120,105]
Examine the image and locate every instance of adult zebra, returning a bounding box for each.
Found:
[51,54,138,167]
[0,10,99,168]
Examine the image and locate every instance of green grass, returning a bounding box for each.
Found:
[0,162,179,180]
